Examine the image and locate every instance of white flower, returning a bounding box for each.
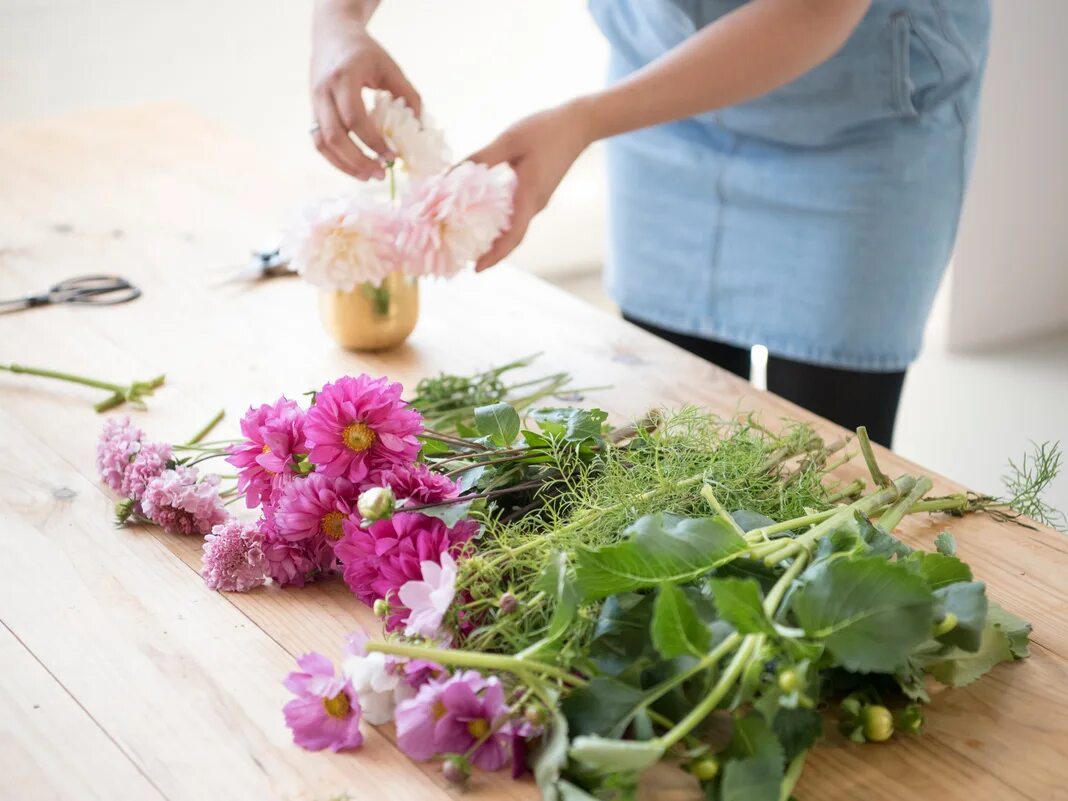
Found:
[369,90,450,179]
[284,197,400,291]
[341,632,415,725]
[398,552,458,640]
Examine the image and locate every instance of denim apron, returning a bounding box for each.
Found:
[589,0,991,371]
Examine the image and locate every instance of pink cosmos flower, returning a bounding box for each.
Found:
[201,518,267,592]
[120,440,173,500]
[283,652,363,752]
[397,161,515,279]
[335,511,476,611]
[273,472,358,544]
[261,516,336,588]
[303,375,423,484]
[395,670,489,761]
[140,466,228,535]
[398,552,458,640]
[96,417,143,493]
[226,397,306,509]
[366,462,461,506]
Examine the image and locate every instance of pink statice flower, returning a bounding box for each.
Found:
[140,466,228,535]
[283,652,363,752]
[273,472,358,544]
[201,518,266,592]
[96,417,143,493]
[340,629,415,725]
[226,397,306,509]
[367,462,460,506]
[397,161,515,279]
[335,511,476,612]
[398,552,458,640]
[261,516,336,588]
[284,197,401,292]
[304,375,423,484]
[120,440,173,500]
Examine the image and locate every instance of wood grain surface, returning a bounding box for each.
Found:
[1,106,1065,801]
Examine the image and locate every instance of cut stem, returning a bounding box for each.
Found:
[187,409,225,445]
[856,426,891,488]
[365,641,586,687]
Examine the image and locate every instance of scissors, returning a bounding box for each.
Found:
[221,247,298,284]
[0,274,142,314]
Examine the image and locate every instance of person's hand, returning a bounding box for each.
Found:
[310,5,421,180]
[467,101,596,271]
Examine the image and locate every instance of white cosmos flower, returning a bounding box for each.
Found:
[341,634,415,725]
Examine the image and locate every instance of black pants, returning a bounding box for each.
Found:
[624,315,906,447]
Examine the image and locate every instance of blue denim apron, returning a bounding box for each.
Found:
[590,0,990,370]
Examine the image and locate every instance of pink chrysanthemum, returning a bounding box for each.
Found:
[96,417,143,493]
[397,161,515,279]
[261,516,336,588]
[226,397,306,509]
[304,375,423,484]
[273,472,358,544]
[283,652,364,752]
[366,462,460,506]
[202,518,267,592]
[120,440,173,500]
[335,512,476,610]
[140,466,228,536]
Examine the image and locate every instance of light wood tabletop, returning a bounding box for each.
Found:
[1,107,1065,801]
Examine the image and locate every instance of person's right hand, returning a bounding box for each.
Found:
[310,5,421,180]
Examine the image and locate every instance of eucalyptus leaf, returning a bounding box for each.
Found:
[709,577,775,636]
[575,513,748,601]
[652,582,712,659]
[474,402,521,446]
[791,556,935,672]
[934,581,988,652]
[569,735,664,773]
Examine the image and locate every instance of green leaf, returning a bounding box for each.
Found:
[934,531,957,556]
[934,581,988,652]
[569,735,663,774]
[531,407,608,442]
[575,513,748,602]
[651,582,712,659]
[770,707,822,763]
[473,402,521,446]
[526,551,580,656]
[719,714,785,801]
[916,552,973,589]
[791,556,935,672]
[533,709,568,801]
[589,593,657,677]
[923,621,1014,687]
[410,501,472,528]
[988,603,1032,658]
[730,510,778,533]
[561,677,647,739]
[557,782,600,801]
[709,578,775,636]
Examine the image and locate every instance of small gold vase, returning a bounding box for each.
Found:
[319,274,419,351]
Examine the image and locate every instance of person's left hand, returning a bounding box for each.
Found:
[467,101,595,271]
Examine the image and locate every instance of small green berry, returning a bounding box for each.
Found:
[372,598,390,619]
[933,612,959,637]
[777,668,801,694]
[690,755,720,781]
[861,705,894,742]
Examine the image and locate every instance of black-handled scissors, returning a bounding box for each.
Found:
[0,274,142,314]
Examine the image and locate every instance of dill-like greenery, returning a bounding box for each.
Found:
[1002,441,1067,532]
[452,408,834,658]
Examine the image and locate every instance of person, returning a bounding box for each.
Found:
[308,0,990,447]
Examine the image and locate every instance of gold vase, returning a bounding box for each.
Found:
[319,274,419,351]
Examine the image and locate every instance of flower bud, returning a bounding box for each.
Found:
[895,704,924,736]
[373,598,390,619]
[358,486,395,521]
[933,612,958,637]
[524,704,548,726]
[499,592,519,615]
[114,497,135,524]
[777,668,801,694]
[861,705,894,742]
[689,755,720,781]
[442,755,470,785]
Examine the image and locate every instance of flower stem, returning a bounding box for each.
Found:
[875,475,934,532]
[365,641,587,687]
[0,362,124,392]
[187,409,225,445]
[856,425,891,488]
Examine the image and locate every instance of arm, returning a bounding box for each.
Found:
[310,0,421,179]
[470,0,871,270]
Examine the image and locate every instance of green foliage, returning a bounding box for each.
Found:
[474,402,521,446]
[561,677,647,739]
[934,531,957,555]
[568,735,664,773]
[708,578,775,636]
[652,583,713,659]
[933,581,988,652]
[1001,441,1067,531]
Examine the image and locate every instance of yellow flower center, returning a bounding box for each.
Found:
[342,422,377,453]
[466,718,490,739]
[321,510,346,541]
[322,690,351,719]
[262,443,270,454]
[432,700,448,720]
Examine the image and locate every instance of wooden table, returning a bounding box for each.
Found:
[1,107,1065,801]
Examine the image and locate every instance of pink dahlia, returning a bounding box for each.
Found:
[201,518,266,592]
[397,161,515,279]
[304,375,423,484]
[366,462,460,506]
[273,472,358,544]
[261,517,336,588]
[96,417,143,493]
[140,466,228,536]
[120,440,173,500]
[335,511,476,610]
[226,397,306,509]
[283,652,363,752]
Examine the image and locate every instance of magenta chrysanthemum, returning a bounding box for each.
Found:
[226,397,306,509]
[96,417,143,493]
[273,472,358,544]
[140,466,228,536]
[283,652,363,752]
[303,375,423,484]
[261,516,336,588]
[120,440,173,500]
[202,518,267,592]
[366,462,460,506]
[335,512,476,610]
